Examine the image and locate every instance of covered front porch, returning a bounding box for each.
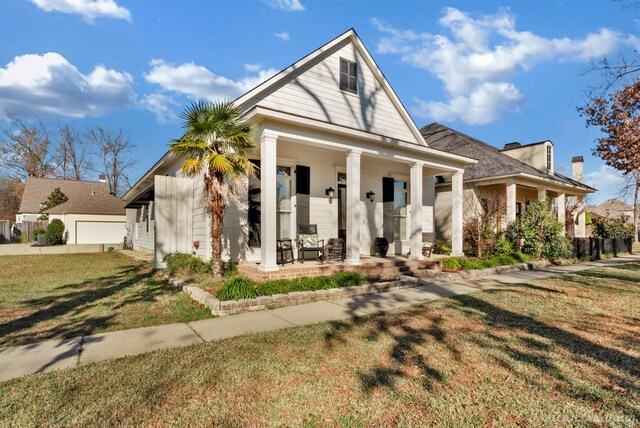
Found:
[247,120,473,274]
[471,177,589,237]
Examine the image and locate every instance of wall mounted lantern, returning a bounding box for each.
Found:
[325,187,335,203]
[366,191,376,203]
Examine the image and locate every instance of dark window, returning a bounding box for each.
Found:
[248,159,261,247]
[339,58,357,94]
[546,145,552,171]
[516,202,522,218]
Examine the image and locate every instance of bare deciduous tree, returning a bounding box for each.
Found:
[86,127,135,196]
[55,124,93,180]
[0,175,24,220]
[463,185,507,257]
[0,113,55,179]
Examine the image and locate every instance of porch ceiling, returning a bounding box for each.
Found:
[124,186,154,208]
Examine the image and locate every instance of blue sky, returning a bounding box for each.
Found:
[1,0,639,204]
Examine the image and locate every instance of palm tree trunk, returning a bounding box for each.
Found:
[207,174,226,279]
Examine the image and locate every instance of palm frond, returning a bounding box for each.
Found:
[179,157,204,177]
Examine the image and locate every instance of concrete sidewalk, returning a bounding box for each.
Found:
[1,254,638,382]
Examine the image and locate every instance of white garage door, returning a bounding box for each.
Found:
[76,221,126,245]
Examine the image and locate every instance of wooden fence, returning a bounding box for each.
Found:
[14,221,48,243]
[572,237,633,260]
[0,221,10,244]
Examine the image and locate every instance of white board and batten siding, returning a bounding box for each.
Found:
[245,40,418,144]
[191,172,209,260]
[154,176,194,268]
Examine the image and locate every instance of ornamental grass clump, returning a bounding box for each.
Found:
[215,276,257,301]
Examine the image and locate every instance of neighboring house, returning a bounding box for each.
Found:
[588,198,638,234]
[420,123,596,241]
[17,177,126,245]
[122,29,477,269]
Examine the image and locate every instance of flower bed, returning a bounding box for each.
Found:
[168,276,419,316]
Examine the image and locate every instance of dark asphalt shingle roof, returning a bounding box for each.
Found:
[19,177,125,215]
[420,123,595,191]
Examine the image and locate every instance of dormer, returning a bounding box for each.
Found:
[501,140,554,174]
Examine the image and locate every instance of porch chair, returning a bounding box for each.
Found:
[277,239,295,265]
[422,232,435,258]
[296,224,325,263]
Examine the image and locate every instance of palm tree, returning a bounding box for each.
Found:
[169,100,256,278]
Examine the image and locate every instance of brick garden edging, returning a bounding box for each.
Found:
[168,276,420,316]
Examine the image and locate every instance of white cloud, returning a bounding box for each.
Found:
[584,164,628,205]
[374,8,631,125]
[244,63,263,73]
[413,82,522,125]
[274,32,290,42]
[0,52,134,118]
[262,0,304,12]
[140,93,179,124]
[30,0,131,22]
[144,59,278,102]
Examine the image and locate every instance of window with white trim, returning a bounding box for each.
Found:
[546,145,552,171]
[276,166,292,239]
[339,58,358,94]
[393,180,409,240]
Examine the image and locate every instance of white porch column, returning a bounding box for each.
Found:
[575,195,586,238]
[451,170,464,257]
[346,149,362,264]
[538,188,547,202]
[506,179,517,224]
[259,131,278,271]
[409,162,424,260]
[557,193,566,236]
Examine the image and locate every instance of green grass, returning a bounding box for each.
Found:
[0,252,212,348]
[442,252,535,271]
[1,261,638,426]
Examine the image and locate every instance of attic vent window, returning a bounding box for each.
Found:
[546,145,552,171]
[339,58,357,94]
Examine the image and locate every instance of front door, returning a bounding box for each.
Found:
[337,172,347,242]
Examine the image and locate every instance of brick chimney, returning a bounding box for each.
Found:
[572,156,583,182]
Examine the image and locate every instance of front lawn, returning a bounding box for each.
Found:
[1,260,638,426]
[0,252,211,348]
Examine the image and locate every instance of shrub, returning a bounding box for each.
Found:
[543,236,574,263]
[432,239,451,255]
[508,200,569,261]
[163,252,210,276]
[592,216,634,239]
[216,276,257,300]
[492,235,514,256]
[45,219,65,245]
[31,228,46,241]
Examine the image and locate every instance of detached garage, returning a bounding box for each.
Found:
[47,198,126,245]
[16,177,126,246]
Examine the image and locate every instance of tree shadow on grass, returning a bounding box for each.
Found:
[324,274,640,419]
[0,264,169,347]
